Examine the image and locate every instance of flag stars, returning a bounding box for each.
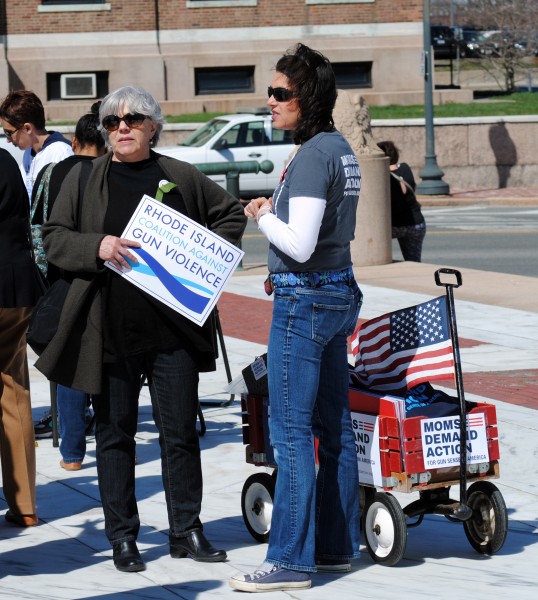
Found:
[390,302,449,352]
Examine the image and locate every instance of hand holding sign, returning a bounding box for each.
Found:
[105,195,244,325]
[99,235,141,271]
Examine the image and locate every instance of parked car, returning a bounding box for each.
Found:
[461,29,486,58]
[157,113,295,198]
[431,25,459,59]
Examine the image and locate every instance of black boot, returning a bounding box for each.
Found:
[112,541,146,572]
[170,529,227,562]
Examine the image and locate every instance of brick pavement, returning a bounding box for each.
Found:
[218,291,537,410]
[442,370,538,411]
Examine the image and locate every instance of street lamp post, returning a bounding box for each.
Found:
[416,0,450,195]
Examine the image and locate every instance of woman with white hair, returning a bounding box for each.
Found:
[37,85,246,572]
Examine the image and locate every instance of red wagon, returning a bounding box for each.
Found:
[239,269,508,566]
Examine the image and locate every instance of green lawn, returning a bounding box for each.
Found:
[163,91,537,123]
[368,92,538,119]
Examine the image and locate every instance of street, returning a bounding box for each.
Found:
[413,205,538,278]
[241,205,538,278]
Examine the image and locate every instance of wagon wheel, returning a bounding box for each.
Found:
[362,492,407,566]
[241,473,275,543]
[463,480,508,555]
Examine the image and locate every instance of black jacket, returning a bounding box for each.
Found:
[0,149,44,308]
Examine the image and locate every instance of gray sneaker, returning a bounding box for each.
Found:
[229,562,311,592]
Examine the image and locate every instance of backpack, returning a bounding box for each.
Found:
[30,162,56,277]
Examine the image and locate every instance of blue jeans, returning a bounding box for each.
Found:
[266,280,363,572]
[57,384,89,463]
[92,347,203,545]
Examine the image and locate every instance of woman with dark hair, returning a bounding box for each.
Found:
[377,140,426,262]
[31,102,107,468]
[37,85,246,572]
[230,44,362,593]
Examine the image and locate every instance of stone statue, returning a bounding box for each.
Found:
[333,91,383,156]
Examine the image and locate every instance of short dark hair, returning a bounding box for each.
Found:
[275,43,337,145]
[75,101,106,151]
[377,140,400,165]
[0,90,46,130]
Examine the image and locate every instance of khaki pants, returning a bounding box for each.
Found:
[0,307,36,515]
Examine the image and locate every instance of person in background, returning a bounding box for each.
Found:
[0,90,73,200]
[0,149,45,528]
[229,44,362,593]
[31,102,107,469]
[377,140,426,262]
[37,85,246,572]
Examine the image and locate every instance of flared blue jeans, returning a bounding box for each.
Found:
[266,279,362,572]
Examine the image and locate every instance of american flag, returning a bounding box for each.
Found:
[350,296,454,394]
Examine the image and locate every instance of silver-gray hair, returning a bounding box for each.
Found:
[98,85,165,147]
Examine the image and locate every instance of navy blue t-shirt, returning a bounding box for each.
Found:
[268,130,361,274]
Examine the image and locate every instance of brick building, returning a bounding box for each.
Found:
[1,0,427,120]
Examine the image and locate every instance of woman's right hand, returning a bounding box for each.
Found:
[98,235,141,271]
[245,197,273,221]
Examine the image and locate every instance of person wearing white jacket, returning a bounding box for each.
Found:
[0,90,73,200]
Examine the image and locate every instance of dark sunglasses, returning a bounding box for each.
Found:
[267,86,295,102]
[102,112,147,132]
[3,125,22,138]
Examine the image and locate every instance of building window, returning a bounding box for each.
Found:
[195,66,255,96]
[305,0,374,4]
[42,1,105,4]
[187,1,257,7]
[333,62,373,89]
[40,1,110,12]
[47,71,109,101]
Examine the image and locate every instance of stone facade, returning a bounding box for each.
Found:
[0,0,471,121]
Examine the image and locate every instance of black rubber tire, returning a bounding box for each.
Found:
[463,480,508,555]
[362,492,407,566]
[241,472,275,543]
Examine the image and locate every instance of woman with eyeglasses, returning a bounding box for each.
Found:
[230,44,363,593]
[36,85,246,572]
[0,90,73,200]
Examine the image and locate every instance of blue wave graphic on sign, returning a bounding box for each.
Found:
[132,247,211,314]
[127,260,214,295]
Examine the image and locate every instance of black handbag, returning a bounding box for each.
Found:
[26,278,71,355]
[241,353,269,396]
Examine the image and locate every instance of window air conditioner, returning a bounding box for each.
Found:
[60,73,97,100]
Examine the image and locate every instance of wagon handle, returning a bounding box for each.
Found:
[434,267,462,288]
[435,268,472,520]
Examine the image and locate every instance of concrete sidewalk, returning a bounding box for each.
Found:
[1,259,537,599]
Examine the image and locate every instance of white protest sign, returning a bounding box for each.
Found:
[350,411,382,487]
[421,413,489,469]
[105,194,244,326]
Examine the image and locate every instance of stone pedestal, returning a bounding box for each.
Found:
[333,91,392,268]
[353,154,392,267]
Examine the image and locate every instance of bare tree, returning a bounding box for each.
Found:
[433,0,538,92]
